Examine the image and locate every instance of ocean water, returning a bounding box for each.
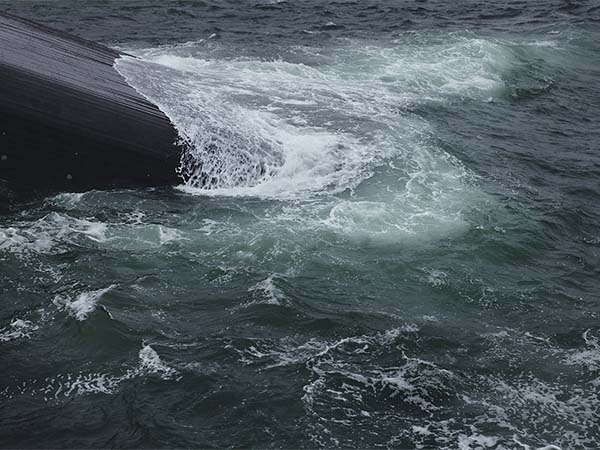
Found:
[1,1,600,448]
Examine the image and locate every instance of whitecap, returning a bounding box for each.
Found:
[0,319,39,343]
[138,344,178,379]
[247,274,286,306]
[53,285,116,321]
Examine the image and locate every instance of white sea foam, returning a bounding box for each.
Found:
[235,325,421,372]
[0,318,39,343]
[114,35,505,243]
[457,433,498,450]
[423,269,449,287]
[62,372,124,397]
[565,329,600,373]
[229,319,598,449]
[247,274,286,306]
[53,285,116,321]
[138,344,178,379]
[0,213,107,255]
[48,192,86,208]
[158,225,185,245]
[0,209,196,259]
[0,343,179,402]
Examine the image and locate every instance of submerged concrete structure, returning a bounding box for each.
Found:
[0,12,183,203]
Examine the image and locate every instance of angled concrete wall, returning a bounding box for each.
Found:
[0,12,183,203]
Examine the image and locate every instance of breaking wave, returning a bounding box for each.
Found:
[116,35,511,198]
[112,34,550,242]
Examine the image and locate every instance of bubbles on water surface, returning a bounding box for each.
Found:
[0,212,107,255]
[229,323,600,449]
[0,318,39,343]
[53,285,116,321]
[113,34,527,242]
[0,343,178,402]
[245,274,287,307]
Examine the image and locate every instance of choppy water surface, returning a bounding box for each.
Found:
[1,1,600,448]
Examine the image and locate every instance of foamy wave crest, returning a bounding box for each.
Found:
[565,329,600,374]
[0,212,107,255]
[138,344,179,379]
[112,35,550,242]
[115,35,518,199]
[0,343,179,402]
[53,285,116,321]
[228,321,598,449]
[0,319,39,343]
[246,274,287,307]
[0,210,189,258]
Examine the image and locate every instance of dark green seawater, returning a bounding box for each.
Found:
[1,1,600,448]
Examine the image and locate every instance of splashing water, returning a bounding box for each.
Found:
[116,36,509,198]
[113,35,521,242]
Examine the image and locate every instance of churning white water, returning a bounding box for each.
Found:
[115,35,507,241]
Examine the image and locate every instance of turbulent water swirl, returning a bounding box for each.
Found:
[2,1,600,448]
[117,35,522,197]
